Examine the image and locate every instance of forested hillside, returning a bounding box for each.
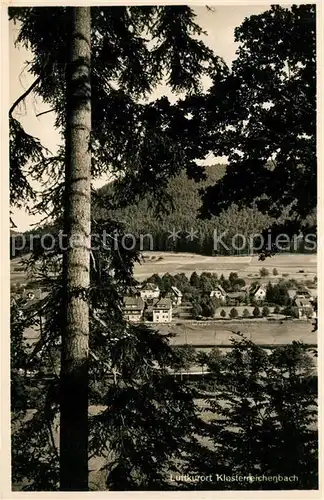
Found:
[94,165,313,255]
[10,164,315,259]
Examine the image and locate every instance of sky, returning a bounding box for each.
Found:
[9,5,272,231]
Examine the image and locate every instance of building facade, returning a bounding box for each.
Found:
[168,286,183,306]
[152,298,172,323]
[140,283,160,300]
[294,297,316,319]
[210,285,227,302]
[250,284,267,302]
[123,296,145,322]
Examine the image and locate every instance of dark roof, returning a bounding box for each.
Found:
[295,298,313,308]
[250,284,266,295]
[142,283,159,291]
[123,296,144,310]
[152,298,172,310]
[171,286,182,296]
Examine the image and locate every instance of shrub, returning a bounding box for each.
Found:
[299,269,305,273]
[229,308,239,319]
[262,306,270,317]
[283,273,289,277]
[274,305,281,314]
[243,308,250,318]
[220,309,226,318]
[282,306,299,318]
[260,268,269,277]
[253,306,260,318]
[272,268,279,276]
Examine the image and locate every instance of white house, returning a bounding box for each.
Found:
[140,283,160,300]
[250,284,267,302]
[210,285,227,302]
[169,286,183,306]
[152,298,172,323]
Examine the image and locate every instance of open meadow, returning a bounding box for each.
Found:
[11,251,317,286]
[133,252,317,282]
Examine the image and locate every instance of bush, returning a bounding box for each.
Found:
[274,305,281,314]
[282,306,299,318]
[260,268,269,277]
[283,273,289,277]
[220,309,226,318]
[253,306,260,318]
[243,308,250,318]
[229,307,239,319]
[272,268,279,276]
[299,269,305,273]
[262,306,270,317]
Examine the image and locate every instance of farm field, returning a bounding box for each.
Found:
[133,252,317,282]
[10,252,317,285]
[157,319,317,347]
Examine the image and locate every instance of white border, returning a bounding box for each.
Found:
[1,1,323,499]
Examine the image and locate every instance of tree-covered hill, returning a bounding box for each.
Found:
[10,164,316,259]
[95,164,311,256]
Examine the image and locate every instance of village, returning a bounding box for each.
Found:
[122,271,317,324]
[11,267,317,326]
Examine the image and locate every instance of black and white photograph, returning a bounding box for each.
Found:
[7,1,319,493]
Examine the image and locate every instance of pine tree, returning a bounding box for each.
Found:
[60,8,91,491]
[189,271,200,289]
[9,6,219,490]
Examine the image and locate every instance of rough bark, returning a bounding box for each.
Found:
[60,7,91,491]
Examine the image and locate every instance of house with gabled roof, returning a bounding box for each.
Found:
[249,284,267,302]
[294,297,316,319]
[210,285,227,302]
[140,283,160,300]
[166,286,183,306]
[123,296,145,322]
[152,297,172,323]
[226,290,247,306]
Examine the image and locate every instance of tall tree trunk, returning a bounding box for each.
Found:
[60,7,91,491]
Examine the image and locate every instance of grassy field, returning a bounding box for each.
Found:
[158,319,317,347]
[11,252,317,285]
[133,252,317,282]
